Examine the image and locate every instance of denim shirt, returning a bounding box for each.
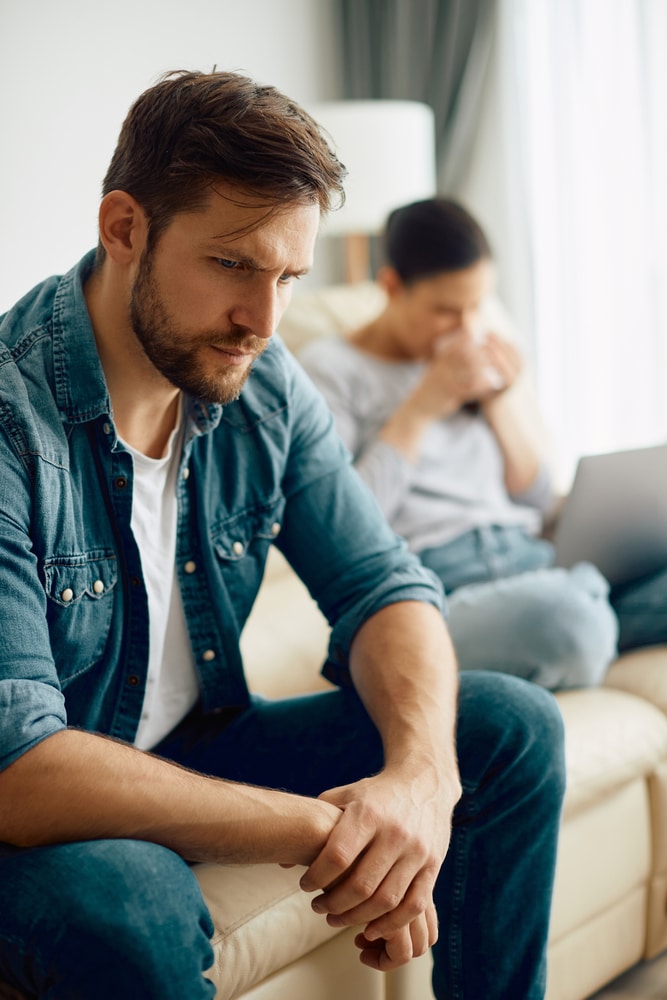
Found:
[0,252,444,772]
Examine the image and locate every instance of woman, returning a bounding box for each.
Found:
[299,197,623,689]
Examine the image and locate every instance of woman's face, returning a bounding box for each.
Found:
[388,259,495,360]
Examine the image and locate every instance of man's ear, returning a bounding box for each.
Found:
[98,191,148,265]
[376,265,404,300]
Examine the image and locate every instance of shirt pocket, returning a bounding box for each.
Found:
[42,551,118,684]
[211,496,286,616]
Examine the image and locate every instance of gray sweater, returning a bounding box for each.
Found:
[299,336,554,555]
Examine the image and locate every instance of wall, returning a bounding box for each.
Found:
[0,0,340,313]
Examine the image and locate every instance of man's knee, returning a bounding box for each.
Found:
[2,839,215,998]
[457,671,566,805]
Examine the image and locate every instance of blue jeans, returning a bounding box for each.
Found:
[421,527,621,689]
[610,566,667,652]
[0,673,565,1000]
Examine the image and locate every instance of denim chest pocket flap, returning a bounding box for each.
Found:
[43,552,118,607]
[212,498,286,562]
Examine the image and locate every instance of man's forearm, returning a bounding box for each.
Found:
[0,728,341,864]
[348,600,460,792]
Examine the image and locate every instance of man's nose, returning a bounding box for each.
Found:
[229,286,282,341]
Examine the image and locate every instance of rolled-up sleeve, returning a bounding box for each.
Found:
[276,351,446,686]
[0,679,66,771]
[0,442,67,772]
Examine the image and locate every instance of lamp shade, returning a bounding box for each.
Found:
[311,100,437,237]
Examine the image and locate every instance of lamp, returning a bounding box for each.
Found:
[311,100,437,282]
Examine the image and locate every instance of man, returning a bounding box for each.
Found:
[0,71,565,999]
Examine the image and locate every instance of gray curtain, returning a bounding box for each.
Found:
[336,0,497,190]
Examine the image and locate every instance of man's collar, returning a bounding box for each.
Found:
[52,250,111,424]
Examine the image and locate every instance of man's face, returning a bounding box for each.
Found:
[130,183,319,404]
[391,260,494,360]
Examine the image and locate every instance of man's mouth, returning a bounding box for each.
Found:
[208,345,255,366]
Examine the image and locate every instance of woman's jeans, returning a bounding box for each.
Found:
[0,673,565,1000]
[421,526,667,690]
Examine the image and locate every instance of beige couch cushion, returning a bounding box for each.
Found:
[240,549,331,699]
[605,645,667,715]
[548,777,651,945]
[195,863,356,1000]
[556,687,667,819]
[238,930,385,1000]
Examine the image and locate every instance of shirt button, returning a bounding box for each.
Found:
[127,675,140,686]
[102,422,112,435]
[271,522,281,536]
[115,476,128,489]
[184,560,197,574]
[130,575,140,587]
[61,588,74,602]
[202,649,216,662]
[92,580,104,594]
[232,541,244,556]
[182,467,190,481]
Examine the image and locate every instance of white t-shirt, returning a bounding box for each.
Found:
[121,419,199,750]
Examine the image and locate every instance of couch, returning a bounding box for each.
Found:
[3,283,667,1000]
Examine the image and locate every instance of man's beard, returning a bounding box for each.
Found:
[129,251,267,405]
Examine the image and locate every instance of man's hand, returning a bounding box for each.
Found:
[298,763,459,970]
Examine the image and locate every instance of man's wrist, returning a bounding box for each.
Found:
[382,752,461,808]
[289,797,342,867]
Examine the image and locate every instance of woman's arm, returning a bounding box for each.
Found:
[480,335,548,497]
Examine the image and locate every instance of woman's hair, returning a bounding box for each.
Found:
[98,69,346,258]
[384,197,492,285]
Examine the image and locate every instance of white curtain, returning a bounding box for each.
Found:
[450,0,667,488]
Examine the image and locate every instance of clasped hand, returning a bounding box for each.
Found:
[299,767,457,971]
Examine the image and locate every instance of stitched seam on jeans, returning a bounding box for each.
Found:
[448,823,468,1000]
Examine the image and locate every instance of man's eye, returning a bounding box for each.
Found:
[217,258,239,269]
[278,273,294,285]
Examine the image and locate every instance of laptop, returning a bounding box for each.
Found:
[553,442,667,585]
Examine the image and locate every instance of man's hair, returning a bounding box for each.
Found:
[98,69,346,258]
[384,197,492,285]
